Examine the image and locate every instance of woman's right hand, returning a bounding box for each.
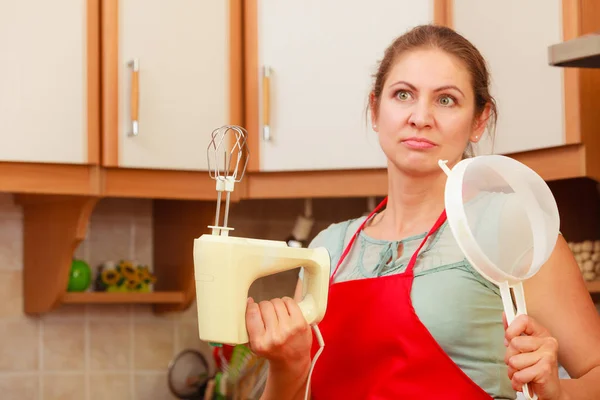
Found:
[245,296,312,367]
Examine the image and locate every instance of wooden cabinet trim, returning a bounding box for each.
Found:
[434,0,453,27]
[100,168,218,200]
[562,0,582,145]
[102,0,119,167]
[0,162,101,196]
[243,144,586,199]
[243,0,260,172]
[230,0,244,126]
[86,0,101,164]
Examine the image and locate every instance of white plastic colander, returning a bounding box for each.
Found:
[439,155,561,400]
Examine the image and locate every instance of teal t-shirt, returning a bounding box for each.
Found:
[301,193,517,399]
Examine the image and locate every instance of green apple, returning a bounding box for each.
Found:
[67,259,92,292]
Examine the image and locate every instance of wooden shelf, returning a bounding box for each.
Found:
[17,194,216,315]
[62,291,185,304]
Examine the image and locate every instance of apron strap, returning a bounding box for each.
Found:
[330,197,388,285]
[330,196,447,285]
[405,209,447,274]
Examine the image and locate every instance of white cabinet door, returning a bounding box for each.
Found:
[453,0,564,155]
[118,0,232,171]
[256,1,434,172]
[0,0,88,164]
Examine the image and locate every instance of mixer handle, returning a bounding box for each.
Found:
[297,247,330,325]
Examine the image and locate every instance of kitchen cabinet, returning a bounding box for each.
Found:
[102,0,243,171]
[244,0,439,173]
[7,0,600,316]
[452,0,566,155]
[0,0,99,165]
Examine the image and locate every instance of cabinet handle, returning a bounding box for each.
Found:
[128,59,140,137]
[262,66,271,141]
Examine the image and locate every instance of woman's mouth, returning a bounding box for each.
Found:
[401,137,437,150]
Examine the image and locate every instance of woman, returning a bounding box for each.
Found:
[244,24,600,399]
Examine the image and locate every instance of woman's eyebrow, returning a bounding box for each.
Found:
[389,81,465,97]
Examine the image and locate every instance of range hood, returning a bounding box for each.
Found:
[548,33,600,68]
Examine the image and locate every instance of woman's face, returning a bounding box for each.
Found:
[372,48,488,176]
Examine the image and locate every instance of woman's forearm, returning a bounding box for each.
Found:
[260,357,311,400]
[560,366,600,400]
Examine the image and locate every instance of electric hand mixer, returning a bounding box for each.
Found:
[193,125,331,346]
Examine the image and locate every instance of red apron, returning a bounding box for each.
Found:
[310,197,493,399]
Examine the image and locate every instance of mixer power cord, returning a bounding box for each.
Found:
[304,324,324,400]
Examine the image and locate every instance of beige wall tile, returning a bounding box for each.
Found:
[133,215,152,268]
[134,373,176,400]
[0,271,23,317]
[88,216,133,271]
[42,373,86,400]
[89,321,131,371]
[133,305,178,321]
[0,193,21,212]
[0,374,39,400]
[87,304,131,320]
[42,321,85,371]
[133,322,175,370]
[93,198,151,218]
[176,322,216,374]
[180,299,198,322]
[41,304,86,321]
[0,319,39,371]
[0,213,23,270]
[90,373,132,400]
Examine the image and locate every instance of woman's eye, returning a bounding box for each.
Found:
[395,90,412,101]
[439,95,455,106]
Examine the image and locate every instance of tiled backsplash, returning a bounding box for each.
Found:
[0,194,215,400]
[0,191,598,399]
[0,193,368,400]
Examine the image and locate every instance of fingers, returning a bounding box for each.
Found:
[505,314,549,342]
[245,296,310,357]
[507,335,545,353]
[245,297,266,339]
[283,296,304,325]
[259,300,280,334]
[511,360,555,392]
[505,336,558,369]
[272,298,291,325]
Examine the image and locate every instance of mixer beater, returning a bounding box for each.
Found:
[207,125,249,236]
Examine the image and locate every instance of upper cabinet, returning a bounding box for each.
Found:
[0,0,99,165]
[101,0,243,171]
[453,0,568,155]
[244,0,438,172]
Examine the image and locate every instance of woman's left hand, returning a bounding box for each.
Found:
[504,313,564,400]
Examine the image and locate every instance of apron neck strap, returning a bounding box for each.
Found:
[330,197,388,285]
[405,209,447,274]
[330,196,448,285]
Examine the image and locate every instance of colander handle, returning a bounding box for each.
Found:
[499,281,538,400]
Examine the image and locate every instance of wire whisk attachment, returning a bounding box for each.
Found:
[207,125,250,236]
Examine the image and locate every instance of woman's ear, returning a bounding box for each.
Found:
[370,92,378,132]
[470,104,491,143]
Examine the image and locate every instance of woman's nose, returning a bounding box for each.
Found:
[408,100,433,129]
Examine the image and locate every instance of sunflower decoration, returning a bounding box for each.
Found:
[94,261,122,291]
[136,265,157,292]
[94,260,157,293]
